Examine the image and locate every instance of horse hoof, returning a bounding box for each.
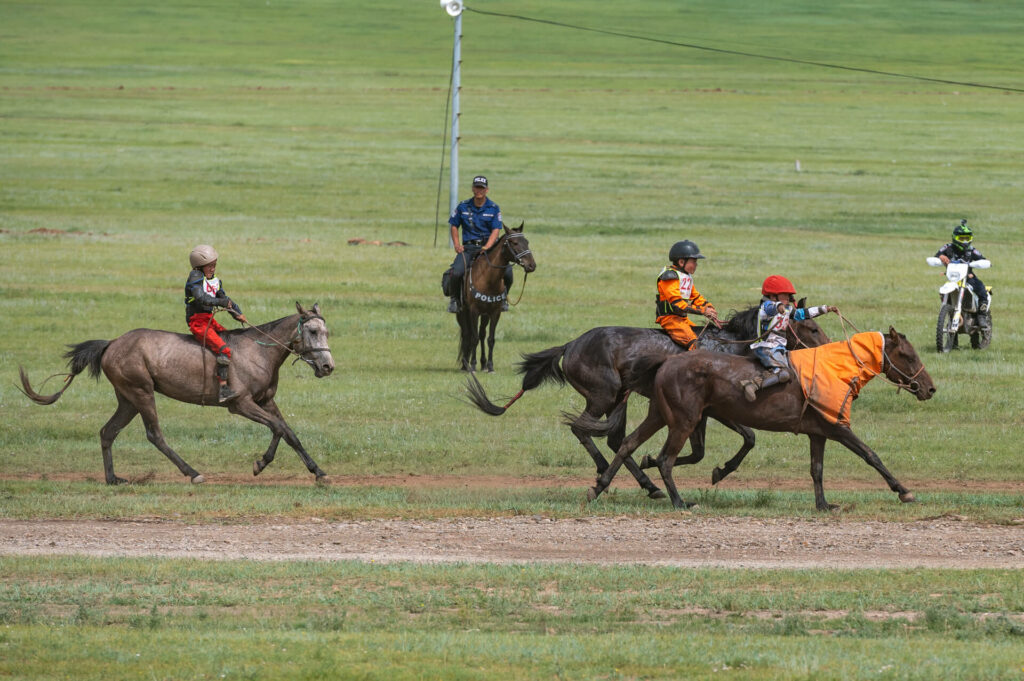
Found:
[898,492,916,504]
[586,487,599,502]
[315,474,330,486]
[639,455,655,470]
[191,474,205,484]
[647,489,667,500]
[711,468,724,485]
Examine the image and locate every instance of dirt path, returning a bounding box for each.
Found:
[2,516,1021,569]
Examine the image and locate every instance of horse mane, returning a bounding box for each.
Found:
[720,306,760,339]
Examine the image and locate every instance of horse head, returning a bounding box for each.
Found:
[882,326,935,401]
[503,222,536,273]
[294,302,334,378]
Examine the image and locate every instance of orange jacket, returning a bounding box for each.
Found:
[655,265,710,322]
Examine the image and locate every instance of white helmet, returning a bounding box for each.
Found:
[189,244,219,268]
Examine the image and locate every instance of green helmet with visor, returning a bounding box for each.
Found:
[951,219,973,254]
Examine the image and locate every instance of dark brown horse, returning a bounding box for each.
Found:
[576,328,935,510]
[458,223,537,372]
[19,303,334,484]
[467,304,831,498]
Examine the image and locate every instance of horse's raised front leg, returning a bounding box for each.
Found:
[829,426,915,505]
[711,421,756,485]
[251,398,285,476]
[98,391,139,485]
[126,387,204,483]
[229,395,328,482]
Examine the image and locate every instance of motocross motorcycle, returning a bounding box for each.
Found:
[926,256,992,352]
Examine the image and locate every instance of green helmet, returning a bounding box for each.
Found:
[951,219,973,254]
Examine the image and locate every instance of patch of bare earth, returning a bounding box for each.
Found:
[1,516,1021,569]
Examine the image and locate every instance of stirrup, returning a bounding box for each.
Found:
[501,299,509,312]
[218,383,238,403]
[448,298,459,313]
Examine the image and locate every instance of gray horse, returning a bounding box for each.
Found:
[19,302,334,484]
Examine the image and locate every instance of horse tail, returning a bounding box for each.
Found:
[561,398,629,438]
[517,345,567,390]
[18,339,110,405]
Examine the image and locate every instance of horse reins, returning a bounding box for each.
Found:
[248,314,330,368]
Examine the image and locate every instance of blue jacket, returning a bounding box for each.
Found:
[449,197,502,243]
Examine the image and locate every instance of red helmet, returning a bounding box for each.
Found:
[761,275,796,296]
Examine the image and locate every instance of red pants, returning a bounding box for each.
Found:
[188,313,231,358]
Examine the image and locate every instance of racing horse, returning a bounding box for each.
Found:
[575,327,934,510]
[457,223,536,372]
[466,303,830,498]
[18,303,334,484]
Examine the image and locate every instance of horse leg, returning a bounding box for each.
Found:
[655,427,696,509]
[588,406,665,502]
[252,398,285,476]
[483,313,498,373]
[640,414,707,469]
[127,388,204,483]
[98,391,139,485]
[808,434,836,511]
[830,427,915,505]
[711,422,756,485]
[229,395,328,482]
[572,398,665,500]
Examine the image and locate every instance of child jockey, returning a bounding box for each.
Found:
[655,240,719,349]
[185,245,248,402]
[741,275,836,402]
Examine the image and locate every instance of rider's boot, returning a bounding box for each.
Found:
[741,370,788,402]
[448,276,462,313]
[216,354,238,403]
[501,298,509,312]
[740,376,762,402]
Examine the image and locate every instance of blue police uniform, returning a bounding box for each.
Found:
[447,196,513,306]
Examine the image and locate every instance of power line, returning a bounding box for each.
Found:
[465,6,1024,94]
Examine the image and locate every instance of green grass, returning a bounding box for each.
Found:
[1,556,1023,680]
[2,1,1024,678]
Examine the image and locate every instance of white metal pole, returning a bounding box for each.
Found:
[449,11,461,238]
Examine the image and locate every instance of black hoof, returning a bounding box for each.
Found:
[253,460,265,476]
[639,455,656,470]
[586,487,599,502]
[711,467,724,485]
[647,488,667,500]
[315,474,330,486]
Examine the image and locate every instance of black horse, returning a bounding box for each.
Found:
[457,223,536,372]
[467,303,830,497]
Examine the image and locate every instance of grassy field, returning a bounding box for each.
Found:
[2,0,1023,677]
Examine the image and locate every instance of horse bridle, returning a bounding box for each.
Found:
[287,314,331,366]
[880,343,926,394]
[482,232,532,269]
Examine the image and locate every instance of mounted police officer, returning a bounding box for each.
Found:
[445,175,513,313]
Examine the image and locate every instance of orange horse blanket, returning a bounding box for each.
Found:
[788,331,885,427]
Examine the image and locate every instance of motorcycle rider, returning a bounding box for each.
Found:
[935,219,990,327]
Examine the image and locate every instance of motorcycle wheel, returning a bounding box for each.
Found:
[936,304,958,353]
[971,315,992,350]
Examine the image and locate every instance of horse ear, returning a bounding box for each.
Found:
[502,223,509,234]
[296,301,308,316]
[312,302,321,315]
[516,221,524,232]
[796,297,807,309]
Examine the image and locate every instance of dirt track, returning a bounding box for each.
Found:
[3,516,1022,570]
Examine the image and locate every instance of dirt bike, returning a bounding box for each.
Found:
[926,256,992,352]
